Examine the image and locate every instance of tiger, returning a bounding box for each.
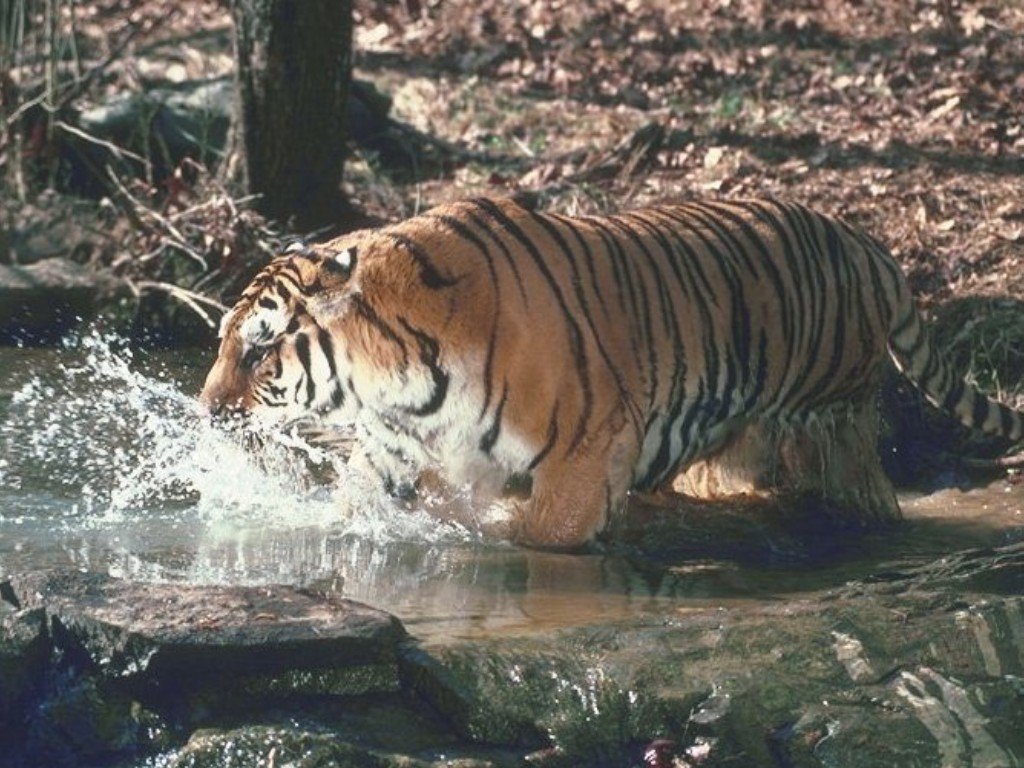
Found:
[200,196,1024,549]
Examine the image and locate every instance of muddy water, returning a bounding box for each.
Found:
[2,334,1022,646]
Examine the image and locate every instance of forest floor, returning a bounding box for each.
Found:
[2,0,1022,399]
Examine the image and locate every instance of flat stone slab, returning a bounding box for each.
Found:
[5,570,405,680]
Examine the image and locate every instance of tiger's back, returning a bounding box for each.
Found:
[201,196,1024,549]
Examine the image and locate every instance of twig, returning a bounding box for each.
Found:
[169,193,260,222]
[54,119,150,166]
[135,280,227,328]
[511,135,536,159]
[190,267,224,294]
[106,168,209,270]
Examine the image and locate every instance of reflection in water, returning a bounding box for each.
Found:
[1,334,1023,644]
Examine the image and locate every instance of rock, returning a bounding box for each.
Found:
[7,570,405,687]
[68,79,233,193]
[401,637,699,761]
[0,602,49,724]
[170,726,495,768]
[402,543,1024,767]
[0,258,122,344]
[26,675,153,766]
[1,570,412,766]
[2,192,108,267]
[61,77,395,196]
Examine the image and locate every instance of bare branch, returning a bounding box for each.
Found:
[135,280,228,328]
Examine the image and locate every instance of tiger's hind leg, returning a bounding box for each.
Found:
[513,428,639,550]
[672,398,900,525]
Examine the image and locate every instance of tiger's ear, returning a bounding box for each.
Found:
[310,245,358,291]
[284,240,313,256]
[329,246,357,274]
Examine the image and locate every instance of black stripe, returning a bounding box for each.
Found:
[550,213,612,319]
[680,206,760,413]
[796,218,849,411]
[749,328,770,410]
[480,319,499,421]
[294,333,316,407]
[699,203,794,342]
[470,199,593,452]
[838,218,896,329]
[397,317,449,417]
[644,210,720,461]
[528,404,560,470]
[529,210,642,435]
[654,209,735,438]
[589,216,659,409]
[615,212,691,484]
[317,327,338,379]
[350,296,410,368]
[465,209,529,303]
[734,200,807,402]
[330,381,345,408]
[426,213,503,419]
[347,375,362,408]
[587,218,633,318]
[587,220,643,361]
[479,382,508,454]
[658,207,746,430]
[772,204,828,414]
[384,232,460,289]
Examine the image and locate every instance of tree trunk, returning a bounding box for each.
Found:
[229,0,352,230]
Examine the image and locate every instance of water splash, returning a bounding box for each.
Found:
[0,331,471,583]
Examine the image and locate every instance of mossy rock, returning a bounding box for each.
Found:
[169,726,494,768]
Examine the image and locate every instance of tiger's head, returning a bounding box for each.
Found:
[200,240,362,424]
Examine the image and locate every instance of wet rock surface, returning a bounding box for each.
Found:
[6,570,405,680]
[403,542,1024,767]
[0,571,409,767]
[2,546,1024,767]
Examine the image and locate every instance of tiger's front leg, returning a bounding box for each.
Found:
[513,428,638,550]
[350,414,430,499]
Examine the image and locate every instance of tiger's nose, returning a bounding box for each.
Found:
[199,353,249,417]
[199,390,248,421]
[198,387,227,417]
[199,378,245,418]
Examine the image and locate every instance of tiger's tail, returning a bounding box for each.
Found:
[888,305,1024,466]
